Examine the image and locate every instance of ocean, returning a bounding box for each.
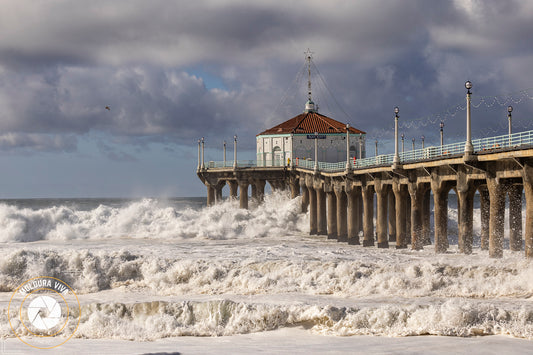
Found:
[0,192,532,354]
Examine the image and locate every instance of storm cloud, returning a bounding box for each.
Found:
[1,0,533,152]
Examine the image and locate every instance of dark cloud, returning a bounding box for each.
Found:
[0,0,532,154]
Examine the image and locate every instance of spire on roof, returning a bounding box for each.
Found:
[304,49,316,113]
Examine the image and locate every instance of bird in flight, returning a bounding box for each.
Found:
[105,106,111,111]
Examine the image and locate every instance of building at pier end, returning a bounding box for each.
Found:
[256,98,366,166]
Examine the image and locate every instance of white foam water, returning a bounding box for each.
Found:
[0,191,532,344]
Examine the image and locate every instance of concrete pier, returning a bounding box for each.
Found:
[198,145,533,259]
[362,183,374,247]
[326,190,337,239]
[334,183,348,242]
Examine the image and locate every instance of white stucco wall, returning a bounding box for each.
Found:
[257,133,366,166]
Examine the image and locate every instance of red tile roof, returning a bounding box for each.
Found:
[257,111,365,136]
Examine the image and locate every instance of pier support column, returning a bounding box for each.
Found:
[508,184,523,251]
[206,184,215,206]
[408,178,426,251]
[347,185,361,245]
[479,186,490,250]
[392,179,408,248]
[316,187,327,236]
[215,181,225,204]
[357,193,363,237]
[457,167,475,254]
[405,194,411,244]
[431,171,450,253]
[238,181,249,209]
[289,176,300,199]
[308,186,317,235]
[388,191,396,242]
[228,181,238,200]
[374,178,389,248]
[486,175,507,258]
[422,189,431,245]
[300,180,309,213]
[522,163,533,258]
[334,183,347,242]
[252,180,266,202]
[362,183,375,247]
[326,188,337,240]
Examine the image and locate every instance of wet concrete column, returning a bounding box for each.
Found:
[347,186,360,245]
[408,180,425,251]
[388,191,396,242]
[317,187,327,236]
[422,189,431,245]
[362,184,375,247]
[457,167,475,254]
[238,181,249,209]
[215,181,225,204]
[431,172,449,253]
[300,180,309,213]
[392,180,407,249]
[228,180,238,200]
[254,180,266,202]
[290,177,300,199]
[486,175,506,258]
[334,184,348,242]
[479,186,490,250]
[522,163,533,258]
[206,185,215,206]
[374,178,389,248]
[309,186,317,235]
[508,185,523,251]
[357,192,363,236]
[326,191,337,239]
[405,194,411,244]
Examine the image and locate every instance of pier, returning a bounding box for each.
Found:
[198,129,533,258]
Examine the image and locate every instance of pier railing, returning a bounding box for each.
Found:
[205,129,533,172]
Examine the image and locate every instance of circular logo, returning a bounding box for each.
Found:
[8,276,81,349]
[27,295,62,330]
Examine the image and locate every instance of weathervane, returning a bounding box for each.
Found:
[305,48,314,101]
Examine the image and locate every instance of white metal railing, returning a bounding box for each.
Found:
[203,129,533,172]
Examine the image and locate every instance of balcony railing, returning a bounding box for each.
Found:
[202,129,533,173]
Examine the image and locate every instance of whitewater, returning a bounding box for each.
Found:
[1,192,532,354]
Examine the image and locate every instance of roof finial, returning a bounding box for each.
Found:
[304,49,316,113]
[305,48,313,101]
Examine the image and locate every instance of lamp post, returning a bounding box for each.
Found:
[412,138,415,151]
[401,133,405,154]
[375,139,378,156]
[201,137,205,170]
[393,106,400,165]
[359,133,363,159]
[233,135,237,169]
[223,140,227,166]
[197,139,201,170]
[314,131,318,173]
[290,131,294,168]
[464,80,474,156]
[440,122,444,146]
[345,124,350,171]
[421,135,425,149]
[508,105,513,146]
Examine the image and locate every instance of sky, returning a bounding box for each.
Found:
[1,0,533,198]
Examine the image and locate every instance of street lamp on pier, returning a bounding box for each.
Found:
[314,131,319,173]
[223,140,226,165]
[464,80,474,156]
[440,122,444,146]
[393,106,400,165]
[345,124,350,171]
[401,133,405,153]
[421,135,425,149]
[233,135,237,169]
[508,106,513,146]
[412,138,415,151]
[375,139,378,156]
[201,137,205,170]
